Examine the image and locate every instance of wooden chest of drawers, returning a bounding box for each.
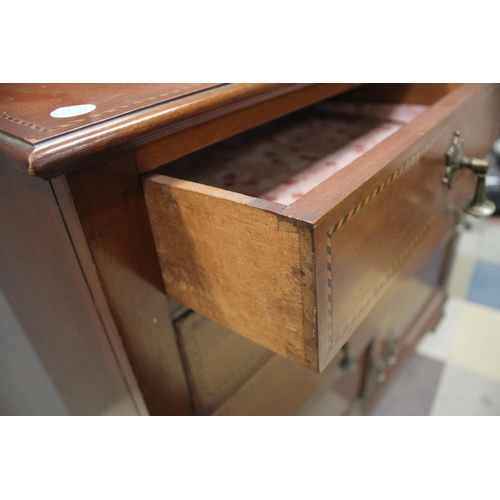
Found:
[1,83,498,415]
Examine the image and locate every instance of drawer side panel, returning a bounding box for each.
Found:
[144,177,316,368]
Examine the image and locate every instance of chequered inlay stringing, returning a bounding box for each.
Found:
[325,149,431,351]
[0,84,213,134]
[323,85,490,353]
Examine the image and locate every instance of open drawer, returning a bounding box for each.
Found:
[143,83,500,372]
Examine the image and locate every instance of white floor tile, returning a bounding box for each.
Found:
[430,364,500,416]
[454,216,486,257]
[449,301,500,382]
[416,297,466,363]
[446,255,476,299]
[477,224,500,265]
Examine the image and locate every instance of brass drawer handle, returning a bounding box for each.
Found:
[385,339,397,366]
[339,343,359,373]
[443,131,496,217]
[370,344,386,383]
[371,357,386,383]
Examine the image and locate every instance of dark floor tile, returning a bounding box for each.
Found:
[370,353,444,416]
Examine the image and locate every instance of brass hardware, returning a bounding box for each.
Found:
[445,205,464,232]
[385,338,397,365]
[370,344,386,383]
[446,204,474,234]
[372,358,386,383]
[339,343,358,373]
[444,131,496,218]
[464,164,496,217]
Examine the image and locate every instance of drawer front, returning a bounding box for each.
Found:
[144,84,500,373]
[175,312,273,414]
[301,83,500,370]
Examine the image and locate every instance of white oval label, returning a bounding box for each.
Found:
[50,104,96,118]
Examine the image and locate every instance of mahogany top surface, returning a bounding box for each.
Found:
[0,83,324,178]
[0,84,222,143]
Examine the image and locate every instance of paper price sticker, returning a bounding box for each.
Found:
[50,104,96,118]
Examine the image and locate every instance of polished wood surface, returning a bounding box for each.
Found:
[143,83,500,372]
[0,163,144,415]
[135,83,361,173]
[64,152,193,416]
[0,84,221,142]
[307,83,500,370]
[0,83,358,179]
[336,83,461,105]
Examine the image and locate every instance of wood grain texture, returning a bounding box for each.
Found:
[143,176,318,369]
[212,355,332,416]
[0,84,221,142]
[335,83,460,105]
[2,83,488,416]
[51,176,149,416]
[212,320,371,416]
[0,84,361,179]
[304,236,451,416]
[65,152,193,416]
[0,162,140,415]
[135,83,361,173]
[144,83,500,373]
[213,298,372,416]
[213,231,452,416]
[175,312,274,414]
[303,83,500,369]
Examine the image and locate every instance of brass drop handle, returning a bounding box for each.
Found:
[446,205,472,233]
[385,339,397,365]
[443,131,496,218]
[370,344,386,383]
[372,358,386,383]
[339,343,359,373]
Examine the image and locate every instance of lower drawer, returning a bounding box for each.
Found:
[175,305,373,416]
[212,304,382,416]
[175,312,273,415]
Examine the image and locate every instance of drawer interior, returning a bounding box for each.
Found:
[153,97,429,206]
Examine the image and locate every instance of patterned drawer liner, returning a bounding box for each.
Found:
[162,102,428,206]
